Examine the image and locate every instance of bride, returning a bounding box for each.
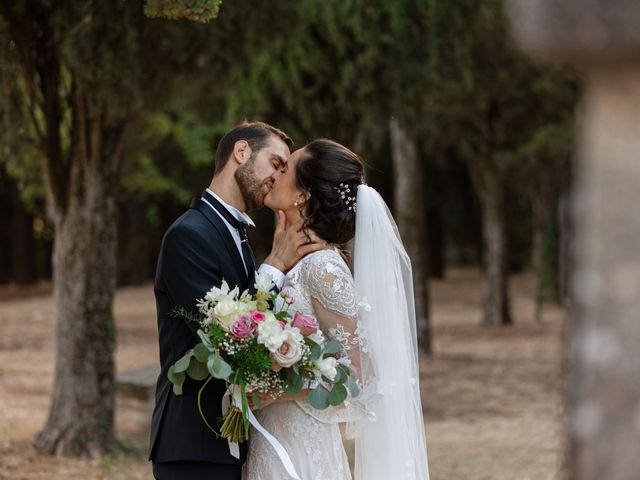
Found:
[244,139,429,480]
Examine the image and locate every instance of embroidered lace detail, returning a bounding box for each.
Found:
[244,402,349,480]
[245,248,371,480]
[352,323,369,354]
[298,249,358,317]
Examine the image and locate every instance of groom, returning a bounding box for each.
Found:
[149,122,324,479]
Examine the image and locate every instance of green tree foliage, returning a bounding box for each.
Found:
[145,0,222,23]
[0,0,224,456]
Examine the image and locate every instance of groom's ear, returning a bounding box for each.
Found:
[232,140,252,165]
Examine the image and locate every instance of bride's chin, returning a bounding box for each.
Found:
[263,194,276,211]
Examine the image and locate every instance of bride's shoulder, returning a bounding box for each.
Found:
[300,247,346,267]
[296,247,351,280]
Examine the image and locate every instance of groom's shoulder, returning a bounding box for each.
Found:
[162,209,213,248]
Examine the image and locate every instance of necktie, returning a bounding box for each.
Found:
[202,190,256,276]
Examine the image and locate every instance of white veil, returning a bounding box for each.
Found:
[352,184,430,480]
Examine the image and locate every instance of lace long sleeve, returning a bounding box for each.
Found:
[295,252,374,425]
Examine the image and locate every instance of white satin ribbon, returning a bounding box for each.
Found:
[222,386,302,480]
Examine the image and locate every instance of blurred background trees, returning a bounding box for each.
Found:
[0,0,580,337]
[0,0,579,457]
[0,0,222,455]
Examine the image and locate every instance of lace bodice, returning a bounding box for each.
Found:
[276,248,372,424]
[244,249,373,480]
[279,248,358,318]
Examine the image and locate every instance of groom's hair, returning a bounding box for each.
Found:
[214,121,293,174]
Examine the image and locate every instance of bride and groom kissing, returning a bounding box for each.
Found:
[149,122,430,480]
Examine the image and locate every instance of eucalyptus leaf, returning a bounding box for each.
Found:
[174,351,192,373]
[309,343,322,361]
[207,353,218,377]
[308,387,330,410]
[333,365,348,384]
[347,375,360,397]
[252,391,262,410]
[217,357,232,379]
[197,329,214,350]
[328,384,347,406]
[186,357,210,381]
[207,352,232,379]
[194,343,210,362]
[322,339,342,356]
[284,372,304,394]
[167,365,185,396]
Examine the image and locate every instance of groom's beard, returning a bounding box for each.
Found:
[235,155,266,211]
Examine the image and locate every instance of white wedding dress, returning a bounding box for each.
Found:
[245,185,429,480]
[244,248,368,480]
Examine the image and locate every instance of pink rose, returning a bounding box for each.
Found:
[250,311,267,324]
[271,329,303,371]
[230,314,255,340]
[278,320,286,329]
[291,311,319,336]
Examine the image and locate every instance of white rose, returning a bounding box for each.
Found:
[257,319,286,352]
[271,328,304,371]
[214,299,239,330]
[315,357,338,381]
[254,272,275,294]
[236,300,256,314]
[307,330,326,346]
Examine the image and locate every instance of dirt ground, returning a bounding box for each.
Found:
[0,268,566,480]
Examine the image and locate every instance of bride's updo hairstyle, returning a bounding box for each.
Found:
[295,139,364,245]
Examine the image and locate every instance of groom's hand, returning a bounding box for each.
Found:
[264,210,326,273]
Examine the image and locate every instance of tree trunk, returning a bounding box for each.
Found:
[566,68,640,480]
[531,198,545,321]
[557,159,573,307]
[474,170,512,326]
[0,167,14,283]
[531,172,556,322]
[427,205,445,278]
[8,175,36,284]
[34,99,125,456]
[389,117,432,353]
[509,2,640,478]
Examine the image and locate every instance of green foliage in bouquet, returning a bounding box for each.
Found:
[165,275,360,443]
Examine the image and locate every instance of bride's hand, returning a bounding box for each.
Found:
[248,392,278,411]
[248,390,309,410]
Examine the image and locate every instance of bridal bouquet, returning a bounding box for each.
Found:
[167,272,360,443]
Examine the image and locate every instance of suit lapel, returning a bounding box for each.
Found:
[189,197,249,284]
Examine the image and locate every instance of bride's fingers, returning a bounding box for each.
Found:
[298,240,327,257]
[303,229,324,245]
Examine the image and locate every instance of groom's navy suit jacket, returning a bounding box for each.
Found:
[149,196,253,465]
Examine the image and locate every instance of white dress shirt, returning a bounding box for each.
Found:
[202,188,285,290]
